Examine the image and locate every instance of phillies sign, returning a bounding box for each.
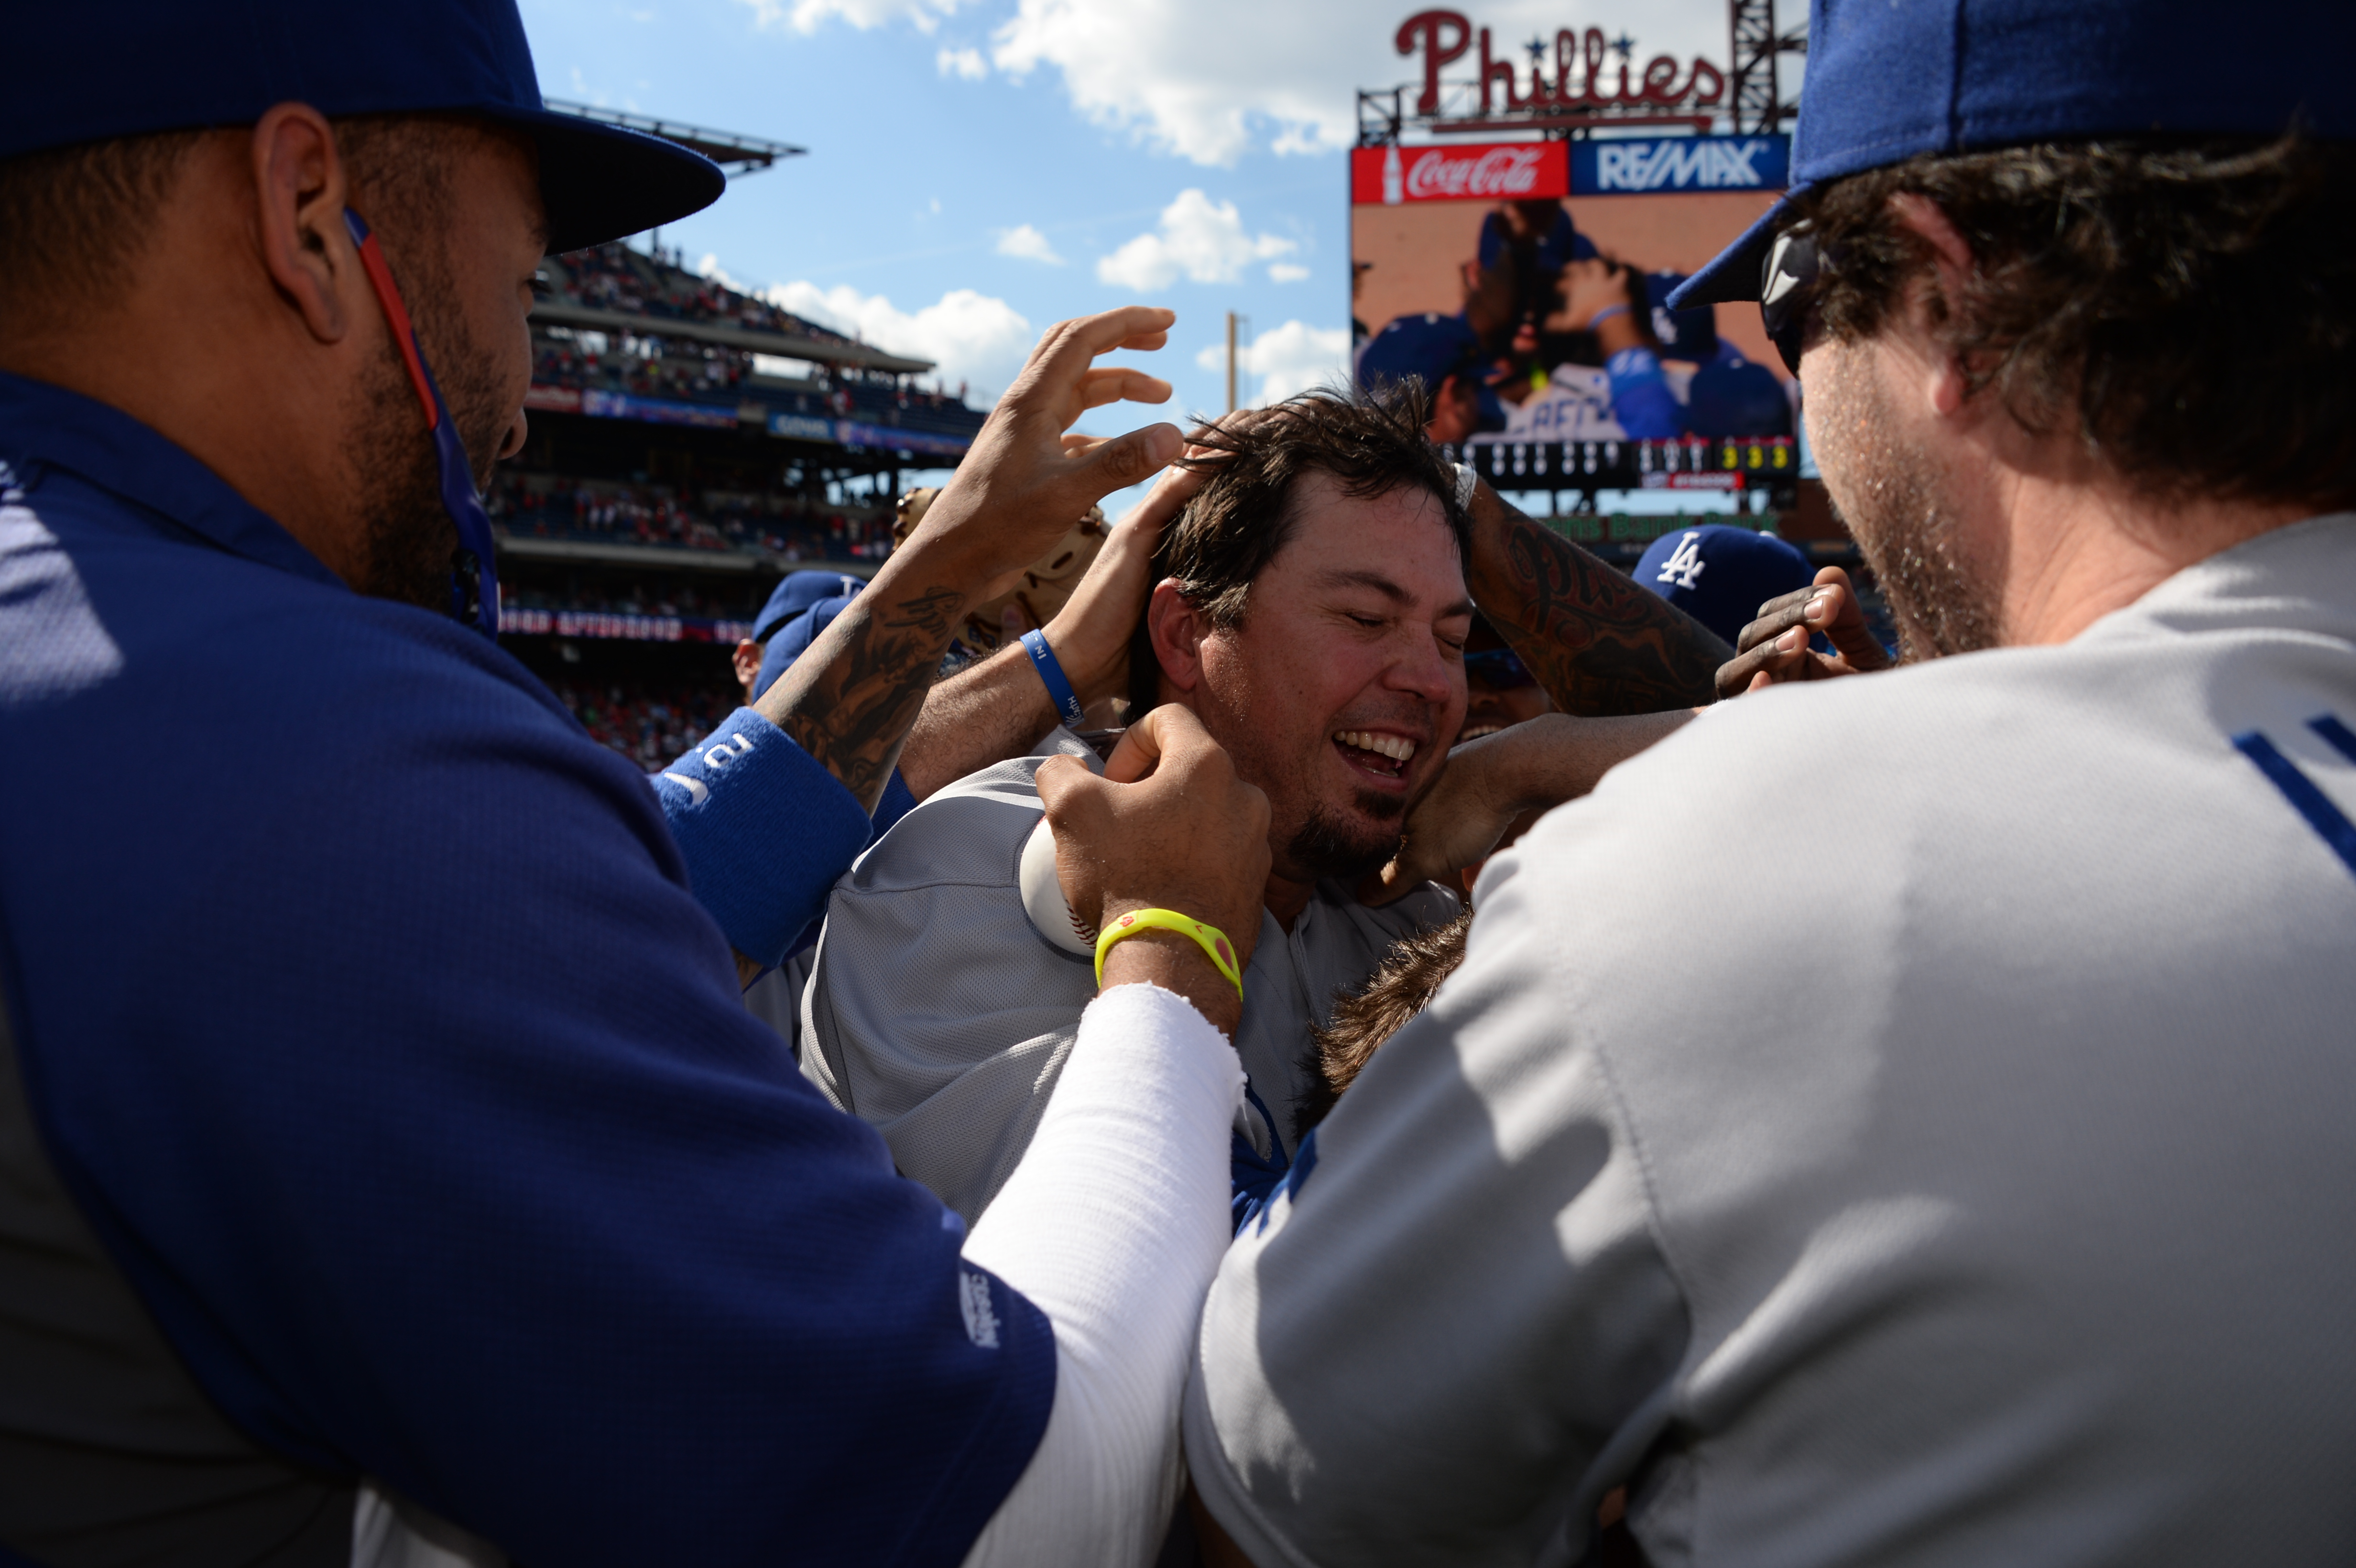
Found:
[1351,142,1569,204]
[1396,9,1726,118]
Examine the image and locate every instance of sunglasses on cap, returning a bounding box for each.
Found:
[341,207,501,639]
[1464,646,1537,690]
[1760,227,1821,377]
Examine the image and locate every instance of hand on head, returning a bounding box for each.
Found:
[1038,410,1270,714]
[1714,565,1896,697]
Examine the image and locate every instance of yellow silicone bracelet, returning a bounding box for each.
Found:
[1093,907,1244,996]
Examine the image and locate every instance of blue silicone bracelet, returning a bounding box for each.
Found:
[1020,629,1087,729]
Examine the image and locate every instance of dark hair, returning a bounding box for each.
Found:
[1298,911,1472,1130]
[1126,381,1470,713]
[0,116,473,334]
[1788,135,2356,512]
[0,132,206,322]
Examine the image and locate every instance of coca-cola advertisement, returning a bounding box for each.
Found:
[1350,142,1568,204]
[1353,137,1797,453]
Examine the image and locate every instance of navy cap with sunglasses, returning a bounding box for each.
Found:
[4,0,726,639]
[1668,0,2355,369]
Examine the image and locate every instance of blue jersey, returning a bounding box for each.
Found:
[0,373,1053,1565]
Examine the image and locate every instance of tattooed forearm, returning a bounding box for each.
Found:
[881,585,961,640]
[1465,488,1731,715]
[755,582,970,811]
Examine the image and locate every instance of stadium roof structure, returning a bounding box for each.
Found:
[542,99,807,178]
[529,299,933,376]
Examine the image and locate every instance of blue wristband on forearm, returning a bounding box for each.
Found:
[1020,629,1087,729]
[650,708,875,968]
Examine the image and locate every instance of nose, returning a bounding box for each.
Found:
[498,407,529,462]
[1385,621,1458,707]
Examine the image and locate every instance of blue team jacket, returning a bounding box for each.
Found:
[0,372,1052,1565]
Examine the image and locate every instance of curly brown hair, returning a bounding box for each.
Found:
[1787,135,2356,513]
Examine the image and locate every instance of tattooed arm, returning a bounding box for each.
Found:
[1461,476,1733,715]
[753,306,1186,810]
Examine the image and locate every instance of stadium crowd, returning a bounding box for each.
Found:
[488,470,893,558]
[546,239,858,344]
[531,240,988,439]
[4,1,2351,1566]
[550,678,733,768]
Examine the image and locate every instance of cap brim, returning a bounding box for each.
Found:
[1666,192,1804,312]
[492,108,728,255]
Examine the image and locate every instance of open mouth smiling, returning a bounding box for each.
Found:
[1334,728,1418,782]
[1455,721,1506,744]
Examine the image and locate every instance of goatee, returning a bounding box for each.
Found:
[1284,793,1406,885]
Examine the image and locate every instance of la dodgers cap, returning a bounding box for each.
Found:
[1633,524,1814,650]
[1,0,725,254]
[1669,0,2354,311]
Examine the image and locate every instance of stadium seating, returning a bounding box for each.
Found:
[488,472,894,563]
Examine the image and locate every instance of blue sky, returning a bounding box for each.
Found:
[519,0,1742,435]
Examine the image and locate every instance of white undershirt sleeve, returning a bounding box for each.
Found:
[958,981,1243,1568]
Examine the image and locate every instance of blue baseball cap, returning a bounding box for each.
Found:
[1634,525,1815,648]
[1356,313,1483,393]
[3,1,724,254]
[753,592,861,701]
[1644,272,1720,361]
[752,570,865,644]
[1685,350,1794,440]
[1670,0,2355,310]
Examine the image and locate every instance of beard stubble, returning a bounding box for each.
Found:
[346,247,515,614]
[1812,349,2003,661]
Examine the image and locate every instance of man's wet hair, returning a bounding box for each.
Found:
[1787,134,2356,514]
[1298,911,1472,1131]
[1127,381,1471,715]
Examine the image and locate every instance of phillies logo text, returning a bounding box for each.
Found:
[1396,9,1727,118]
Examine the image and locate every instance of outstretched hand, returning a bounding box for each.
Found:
[1714,566,1895,697]
[1036,705,1271,1034]
[907,306,1183,604]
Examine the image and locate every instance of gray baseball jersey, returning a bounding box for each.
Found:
[1187,513,2356,1567]
[799,730,1458,1227]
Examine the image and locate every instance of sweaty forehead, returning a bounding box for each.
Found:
[1269,475,1467,605]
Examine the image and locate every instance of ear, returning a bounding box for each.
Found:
[1886,192,1975,417]
[732,637,764,696]
[250,102,357,347]
[1145,579,1209,695]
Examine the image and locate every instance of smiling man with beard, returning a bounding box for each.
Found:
[799,389,1472,1225]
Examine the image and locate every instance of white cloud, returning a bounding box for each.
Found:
[1096,189,1297,292]
[739,0,965,35]
[936,45,988,78]
[762,280,1034,401]
[994,224,1065,265]
[1194,319,1352,406]
[1267,262,1311,284]
[991,0,1738,166]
